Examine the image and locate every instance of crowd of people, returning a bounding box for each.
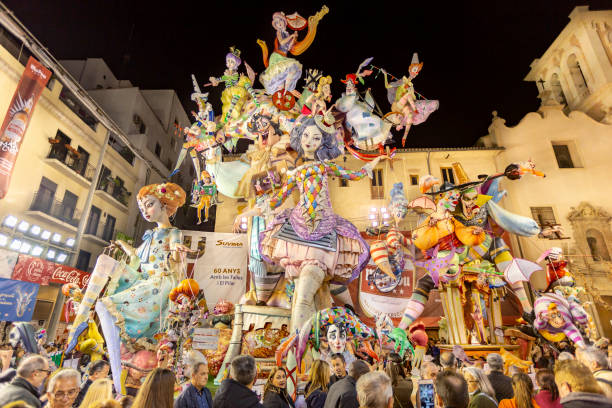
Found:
[2,341,612,408]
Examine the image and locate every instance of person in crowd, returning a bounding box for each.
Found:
[324,360,370,408]
[305,360,330,408]
[384,353,413,408]
[462,367,497,408]
[0,347,17,384]
[356,371,393,408]
[330,354,348,385]
[120,395,135,408]
[46,368,81,408]
[174,360,213,408]
[428,339,440,365]
[0,354,50,408]
[554,359,612,408]
[557,353,574,362]
[487,354,513,402]
[534,369,561,408]
[78,378,113,408]
[440,352,457,372]
[0,401,36,408]
[421,362,439,380]
[89,400,121,408]
[575,346,612,399]
[213,355,262,408]
[263,366,295,408]
[75,360,111,407]
[498,373,538,408]
[435,371,469,408]
[131,368,176,408]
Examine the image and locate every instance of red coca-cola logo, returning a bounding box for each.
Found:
[25,257,48,284]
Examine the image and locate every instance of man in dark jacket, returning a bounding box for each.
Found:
[175,360,213,408]
[0,354,50,408]
[213,355,263,408]
[329,353,348,385]
[324,360,370,408]
[74,359,110,407]
[555,359,612,408]
[486,353,513,402]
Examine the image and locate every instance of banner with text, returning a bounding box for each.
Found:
[183,231,248,308]
[12,255,90,288]
[0,277,39,321]
[0,57,51,199]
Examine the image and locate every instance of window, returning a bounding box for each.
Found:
[339,178,349,187]
[441,167,455,184]
[31,177,57,213]
[103,215,116,242]
[76,146,90,177]
[60,190,78,221]
[76,250,91,271]
[586,229,611,262]
[530,207,557,228]
[155,142,161,158]
[552,144,574,168]
[410,175,419,185]
[48,130,71,162]
[371,169,384,199]
[86,206,101,235]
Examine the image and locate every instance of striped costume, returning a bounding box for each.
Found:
[533,293,588,348]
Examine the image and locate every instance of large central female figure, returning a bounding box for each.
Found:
[258,115,385,331]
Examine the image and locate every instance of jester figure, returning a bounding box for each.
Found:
[533,292,589,349]
[398,163,542,330]
[191,170,218,224]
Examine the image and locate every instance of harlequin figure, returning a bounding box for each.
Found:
[539,247,575,289]
[533,293,588,349]
[193,170,217,224]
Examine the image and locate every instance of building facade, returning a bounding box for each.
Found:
[478,6,612,337]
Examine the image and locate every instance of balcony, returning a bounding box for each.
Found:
[83,220,115,246]
[44,145,95,188]
[95,179,131,210]
[25,191,80,231]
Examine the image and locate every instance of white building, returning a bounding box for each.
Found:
[478,6,612,337]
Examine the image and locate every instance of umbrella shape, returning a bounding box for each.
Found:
[504,258,542,284]
[408,196,436,214]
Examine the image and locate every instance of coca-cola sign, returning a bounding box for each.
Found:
[12,255,90,288]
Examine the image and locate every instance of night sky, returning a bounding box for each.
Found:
[3,0,608,148]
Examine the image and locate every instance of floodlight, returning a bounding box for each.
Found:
[3,215,18,228]
[65,238,75,247]
[19,242,32,254]
[17,221,29,232]
[10,239,22,250]
[56,253,68,263]
[0,234,8,246]
[29,225,41,236]
[47,249,56,260]
[31,246,44,256]
[41,230,51,240]
[52,233,61,243]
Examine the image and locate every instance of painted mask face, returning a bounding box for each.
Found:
[461,190,479,218]
[327,324,347,354]
[226,57,237,71]
[138,195,165,223]
[409,64,422,79]
[548,310,565,329]
[346,81,355,93]
[301,125,323,159]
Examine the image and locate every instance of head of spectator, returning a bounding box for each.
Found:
[264,366,290,401]
[78,378,113,408]
[462,366,495,398]
[230,355,257,388]
[554,359,603,398]
[306,359,330,396]
[435,371,469,408]
[16,354,50,390]
[47,368,81,408]
[330,353,347,379]
[89,401,121,408]
[131,368,175,408]
[440,351,456,371]
[577,346,610,373]
[190,360,209,391]
[384,352,406,387]
[119,395,134,408]
[356,371,393,408]
[557,352,575,361]
[421,361,439,380]
[486,353,504,373]
[508,365,523,377]
[511,372,535,408]
[535,369,559,403]
[88,360,110,382]
[349,360,371,382]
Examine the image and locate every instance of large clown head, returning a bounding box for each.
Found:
[327,323,348,354]
[460,188,479,219]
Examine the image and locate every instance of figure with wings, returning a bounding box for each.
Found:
[257,6,329,110]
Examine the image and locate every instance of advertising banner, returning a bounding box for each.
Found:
[0,277,39,321]
[0,248,19,279]
[12,255,90,288]
[182,231,248,308]
[0,56,51,199]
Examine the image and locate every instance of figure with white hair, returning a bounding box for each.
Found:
[174,356,213,408]
[486,353,513,403]
[462,367,497,408]
[0,354,49,408]
[576,346,612,399]
[46,368,81,408]
[356,371,393,408]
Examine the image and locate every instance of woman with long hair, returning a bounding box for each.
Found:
[534,369,561,408]
[305,360,330,408]
[131,368,175,408]
[263,366,295,408]
[78,378,113,408]
[89,401,121,408]
[384,353,413,408]
[498,373,539,408]
[462,367,497,408]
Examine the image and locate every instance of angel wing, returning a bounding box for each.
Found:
[386,80,403,105]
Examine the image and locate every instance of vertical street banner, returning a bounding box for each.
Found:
[181,231,248,308]
[0,277,39,321]
[0,56,51,199]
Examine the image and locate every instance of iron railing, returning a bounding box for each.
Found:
[29,190,81,227]
[97,180,131,207]
[47,145,96,181]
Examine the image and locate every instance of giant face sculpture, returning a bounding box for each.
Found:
[460,189,479,218]
[327,324,347,354]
